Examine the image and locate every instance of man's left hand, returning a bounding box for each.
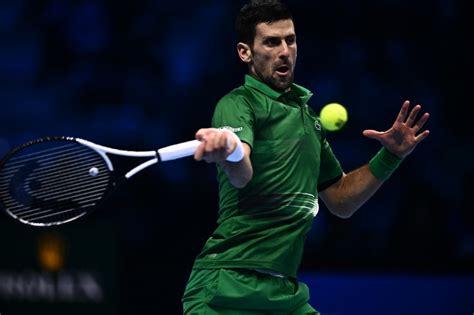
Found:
[362,100,430,159]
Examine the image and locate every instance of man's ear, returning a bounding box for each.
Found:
[237,42,252,64]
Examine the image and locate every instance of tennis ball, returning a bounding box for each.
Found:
[319,103,348,131]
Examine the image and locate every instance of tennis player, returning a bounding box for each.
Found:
[184,0,430,314]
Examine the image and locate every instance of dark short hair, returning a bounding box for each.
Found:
[236,0,293,45]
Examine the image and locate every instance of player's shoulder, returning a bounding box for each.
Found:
[217,85,255,108]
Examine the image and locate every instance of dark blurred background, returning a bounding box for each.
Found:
[0,0,473,314]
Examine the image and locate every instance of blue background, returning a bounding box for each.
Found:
[0,0,472,314]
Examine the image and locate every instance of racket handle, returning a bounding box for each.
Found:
[157,140,201,162]
[157,131,245,162]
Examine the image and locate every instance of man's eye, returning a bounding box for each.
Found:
[266,39,280,46]
[286,37,296,45]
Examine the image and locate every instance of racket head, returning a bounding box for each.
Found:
[0,137,114,226]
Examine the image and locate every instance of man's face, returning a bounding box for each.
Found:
[249,19,297,91]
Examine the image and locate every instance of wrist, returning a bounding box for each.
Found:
[368,147,402,181]
[220,128,244,162]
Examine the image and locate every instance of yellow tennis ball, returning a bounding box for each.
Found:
[319,103,348,131]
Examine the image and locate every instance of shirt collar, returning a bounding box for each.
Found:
[244,74,313,104]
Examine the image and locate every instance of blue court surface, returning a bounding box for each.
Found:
[299,272,474,315]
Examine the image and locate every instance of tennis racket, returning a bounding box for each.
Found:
[0,136,203,226]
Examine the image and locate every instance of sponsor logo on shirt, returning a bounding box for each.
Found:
[220,126,243,133]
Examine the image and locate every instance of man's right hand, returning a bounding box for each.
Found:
[194,128,253,188]
[194,128,238,163]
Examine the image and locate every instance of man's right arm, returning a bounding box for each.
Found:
[194,128,253,188]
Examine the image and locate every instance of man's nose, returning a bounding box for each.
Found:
[279,41,290,58]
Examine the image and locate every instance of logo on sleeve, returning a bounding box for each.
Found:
[220,126,243,133]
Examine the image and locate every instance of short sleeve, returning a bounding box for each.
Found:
[211,93,255,149]
[317,137,344,191]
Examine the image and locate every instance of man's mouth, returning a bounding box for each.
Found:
[275,65,290,76]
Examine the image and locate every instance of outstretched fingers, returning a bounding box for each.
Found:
[362,101,430,159]
[412,112,430,132]
[362,129,385,140]
[415,129,430,143]
[398,101,430,134]
[403,103,430,144]
[395,100,411,123]
[405,104,421,126]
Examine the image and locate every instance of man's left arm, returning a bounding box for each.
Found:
[319,100,430,218]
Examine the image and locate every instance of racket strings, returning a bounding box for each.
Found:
[0,153,105,189]
[11,191,104,220]
[4,143,86,166]
[23,174,109,199]
[10,179,109,210]
[2,145,99,173]
[0,141,112,226]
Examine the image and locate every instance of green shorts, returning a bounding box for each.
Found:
[182,268,320,314]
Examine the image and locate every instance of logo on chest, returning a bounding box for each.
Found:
[314,120,322,131]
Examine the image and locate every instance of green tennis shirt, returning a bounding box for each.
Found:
[193,75,343,278]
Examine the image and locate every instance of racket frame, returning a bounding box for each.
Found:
[0,136,201,226]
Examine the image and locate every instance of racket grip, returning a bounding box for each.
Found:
[158,140,201,161]
[157,130,244,162]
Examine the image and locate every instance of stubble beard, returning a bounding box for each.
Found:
[252,66,294,92]
[272,71,294,92]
